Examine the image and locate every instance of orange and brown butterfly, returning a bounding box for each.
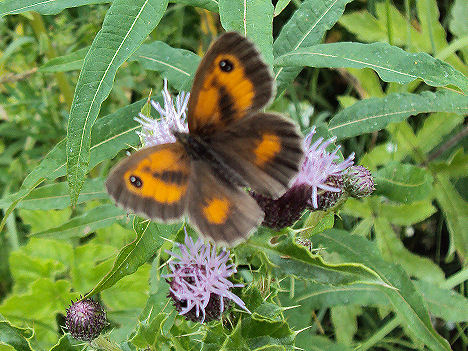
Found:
[106,32,304,246]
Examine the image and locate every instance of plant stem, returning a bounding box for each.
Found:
[357,316,400,351]
[442,267,468,290]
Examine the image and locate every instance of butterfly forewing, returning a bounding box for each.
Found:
[106,143,190,221]
[187,32,273,135]
[187,161,264,246]
[209,112,304,198]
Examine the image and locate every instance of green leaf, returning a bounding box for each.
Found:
[38,47,89,73]
[240,316,295,349]
[339,1,467,75]
[374,217,445,284]
[313,230,451,351]
[71,242,117,292]
[49,334,83,351]
[374,163,433,203]
[66,0,169,205]
[296,335,353,351]
[430,147,468,178]
[303,211,335,236]
[415,0,466,73]
[87,218,181,296]
[2,98,145,229]
[0,279,78,349]
[329,90,468,140]
[219,0,274,66]
[379,200,437,225]
[274,0,291,17]
[31,204,126,239]
[0,179,106,210]
[273,0,353,94]
[415,280,468,323]
[415,112,464,154]
[433,175,468,262]
[173,0,218,12]
[0,37,35,65]
[275,42,468,94]
[291,281,386,309]
[101,264,151,341]
[0,321,33,351]
[0,0,110,17]
[130,41,200,90]
[9,238,73,293]
[449,0,468,39]
[0,94,148,234]
[241,228,383,285]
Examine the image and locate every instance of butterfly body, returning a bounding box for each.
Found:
[106,32,304,245]
[172,131,246,187]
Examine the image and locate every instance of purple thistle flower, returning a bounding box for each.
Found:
[134,79,189,147]
[294,127,354,209]
[164,229,249,323]
[252,127,354,228]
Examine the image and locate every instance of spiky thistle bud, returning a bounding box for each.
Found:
[65,298,107,341]
[343,165,375,198]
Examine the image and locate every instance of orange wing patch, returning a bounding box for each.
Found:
[254,132,281,166]
[123,147,189,204]
[187,32,273,135]
[191,54,254,129]
[106,143,190,221]
[202,196,231,224]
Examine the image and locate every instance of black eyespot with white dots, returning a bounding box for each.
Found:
[129,175,143,188]
[219,59,233,72]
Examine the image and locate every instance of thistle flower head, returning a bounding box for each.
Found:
[65,298,107,341]
[294,127,354,209]
[164,230,249,323]
[343,165,375,198]
[252,127,354,228]
[135,79,189,147]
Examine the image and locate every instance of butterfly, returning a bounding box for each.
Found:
[106,32,304,246]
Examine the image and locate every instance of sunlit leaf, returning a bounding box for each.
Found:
[313,230,451,350]
[275,42,468,93]
[273,0,354,94]
[0,0,110,17]
[374,163,433,203]
[219,0,274,66]
[329,90,468,140]
[66,0,169,205]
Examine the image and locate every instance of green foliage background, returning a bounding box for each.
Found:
[0,0,467,350]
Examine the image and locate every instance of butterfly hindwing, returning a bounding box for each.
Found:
[106,143,190,221]
[209,112,304,198]
[187,32,273,135]
[187,161,263,245]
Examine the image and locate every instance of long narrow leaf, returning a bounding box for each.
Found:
[0,0,110,17]
[219,0,274,66]
[329,90,468,140]
[87,218,181,296]
[273,0,353,94]
[130,41,200,90]
[275,42,468,94]
[30,205,126,239]
[313,230,451,350]
[66,0,168,205]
